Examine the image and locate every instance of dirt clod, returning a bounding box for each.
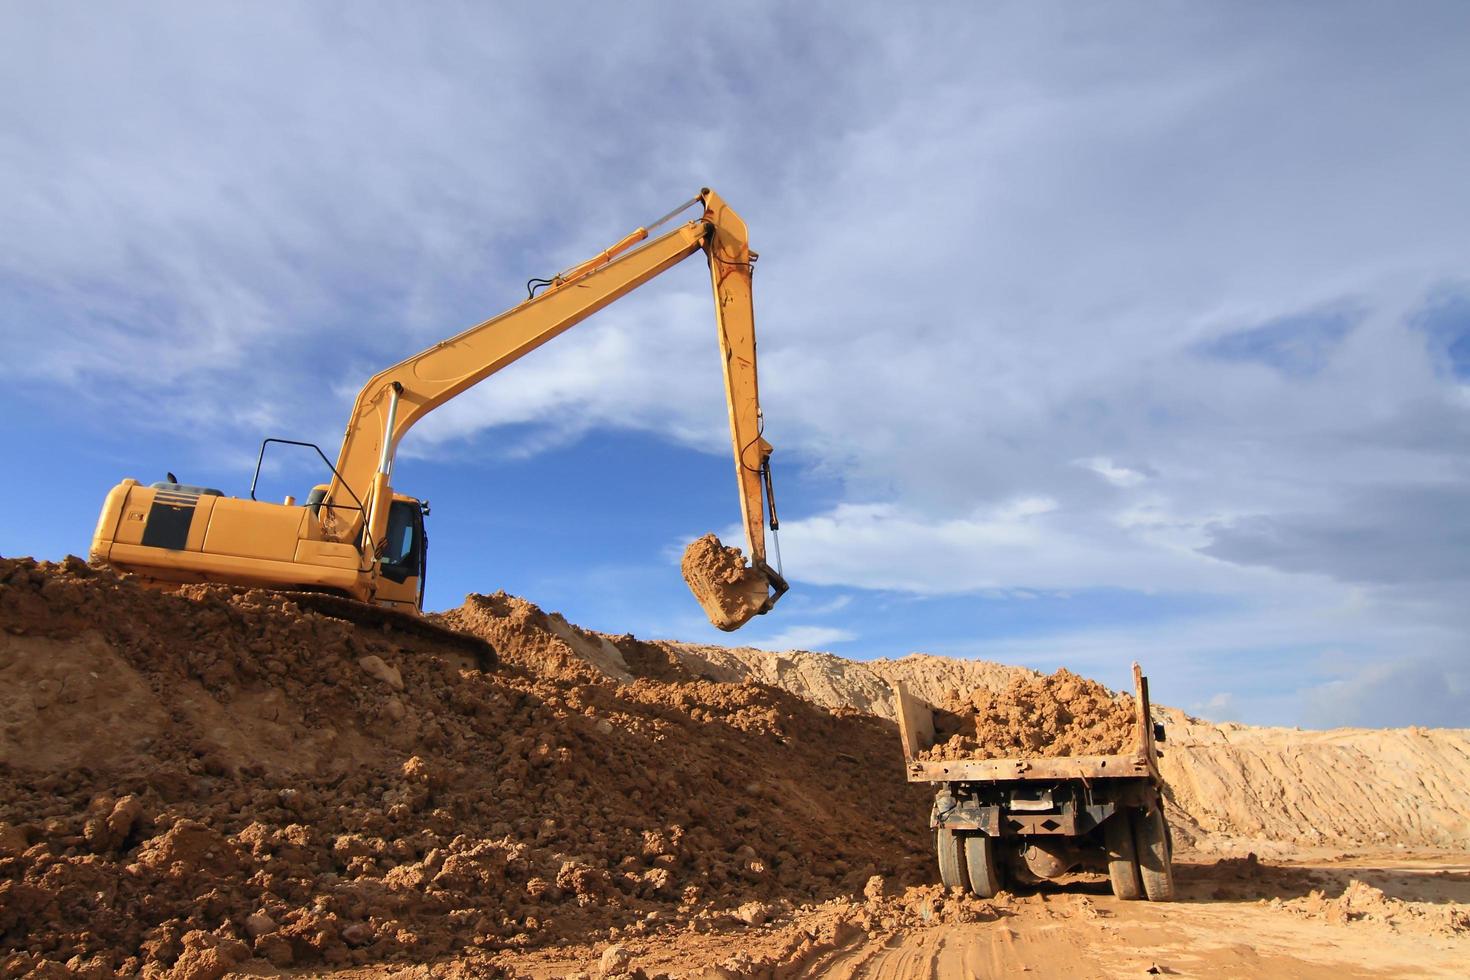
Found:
[598,943,632,977]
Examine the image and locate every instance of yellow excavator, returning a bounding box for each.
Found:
[90,188,788,649]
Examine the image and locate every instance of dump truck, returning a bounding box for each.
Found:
[893,663,1175,901]
[90,189,787,636]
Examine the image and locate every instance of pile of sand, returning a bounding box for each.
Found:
[1282,878,1470,937]
[0,559,929,977]
[1155,715,1470,851]
[5,554,1470,976]
[648,643,1470,851]
[657,647,1033,720]
[919,668,1137,761]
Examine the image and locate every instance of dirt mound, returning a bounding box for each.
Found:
[919,668,1137,761]
[657,644,900,717]
[649,642,1470,851]
[1282,877,1470,937]
[0,558,930,977]
[436,591,634,683]
[866,655,1036,713]
[655,647,1032,720]
[1157,717,1470,851]
[6,554,1470,976]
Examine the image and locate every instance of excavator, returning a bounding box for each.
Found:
[89,188,788,654]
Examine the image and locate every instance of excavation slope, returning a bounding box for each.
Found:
[0,561,928,976]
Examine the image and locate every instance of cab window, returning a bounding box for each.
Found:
[380,501,423,583]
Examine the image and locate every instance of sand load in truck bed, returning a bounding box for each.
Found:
[680,534,770,631]
[920,668,1137,761]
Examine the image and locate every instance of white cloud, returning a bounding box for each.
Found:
[1191,692,1236,720]
[769,498,1302,597]
[792,594,853,617]
[743,625,857,653]
[1077,457,1148,488]
[5,3,1470,725]
[403,290,731,459]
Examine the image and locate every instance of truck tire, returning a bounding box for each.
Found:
[962,834,1001,898]
[1104,810,1143,900]
[1133,805,1176,902]
[935,827,965,889]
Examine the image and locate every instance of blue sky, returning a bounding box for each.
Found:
[3,3,1468,728]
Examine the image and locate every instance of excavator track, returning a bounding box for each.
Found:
[274,591,497,669]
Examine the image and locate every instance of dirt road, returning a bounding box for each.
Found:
[493,855,1470,979]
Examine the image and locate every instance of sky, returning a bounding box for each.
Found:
[2,2,1468,729]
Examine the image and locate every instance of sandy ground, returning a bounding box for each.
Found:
[477,853,1470,979]
[2,558,1467,979]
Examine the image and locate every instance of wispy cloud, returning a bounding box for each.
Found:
[743,625,858,653]
[4,3,1470,726]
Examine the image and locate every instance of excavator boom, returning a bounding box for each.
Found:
[90,188,787,631]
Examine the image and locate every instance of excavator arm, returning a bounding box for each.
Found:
[323,188,786,629]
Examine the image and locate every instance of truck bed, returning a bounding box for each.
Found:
[894,662,1162,785]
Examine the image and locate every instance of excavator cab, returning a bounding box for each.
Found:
[372,497,427,610]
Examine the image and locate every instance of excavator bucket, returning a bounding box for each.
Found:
[681,533,775,631]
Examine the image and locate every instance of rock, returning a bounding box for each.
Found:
[384,697,406,721]
[278,788,307,813]
[243,911,276,939]
[0,822,28,856]
[254,933,294,967]
[169,930,249,980]
[134,820,236,877]
[15,956,69,980]
[63,954,112,980]
[358,655,404,691]
[84,795,143,852]
[733,901,771,927]
[864,874,888,904]
[32,677,62,710]
[599,943,633,977]
[595,718,614,735]
[341,922,375,947]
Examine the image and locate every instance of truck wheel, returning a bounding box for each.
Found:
[1133,806,1176,902]
[935,827,965,889]
[1104,810,1143,900]
[962,834,1001,898]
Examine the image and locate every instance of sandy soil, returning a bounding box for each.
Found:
[2,556,1467,978]
[0,561,929,977]
[481,853,1470,979]
[918,668,1137,761]
[654,641,1470,853]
